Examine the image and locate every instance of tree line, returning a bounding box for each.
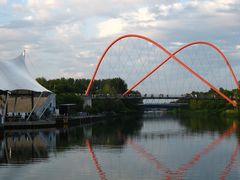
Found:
[177,86,240,115]
[37,77,239,114]
[36,77,141,113]
[36,77,129,94]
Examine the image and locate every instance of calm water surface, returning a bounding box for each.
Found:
[0,111,239,180]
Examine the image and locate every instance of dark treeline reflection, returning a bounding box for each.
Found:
[0,113,143,164]
[0,111,239,165]
[177,112,237,134]
[0,130,56,164]
[57,113,144,149]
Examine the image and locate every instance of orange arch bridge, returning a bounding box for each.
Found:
[85,34,239,107]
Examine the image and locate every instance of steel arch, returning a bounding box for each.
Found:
[85,34,239,107]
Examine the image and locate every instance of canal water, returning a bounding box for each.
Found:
[0,111,239,180]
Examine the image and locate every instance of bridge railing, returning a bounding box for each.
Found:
[83,93,231,100]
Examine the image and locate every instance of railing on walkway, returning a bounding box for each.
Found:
[34,94,56,119]
[84,93,228,100]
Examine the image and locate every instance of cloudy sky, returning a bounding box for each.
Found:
[0,0,239,88]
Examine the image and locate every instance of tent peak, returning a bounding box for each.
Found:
[22,50,26,57]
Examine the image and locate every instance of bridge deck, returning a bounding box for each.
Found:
[88,95,225,100]
[138,103,188,109]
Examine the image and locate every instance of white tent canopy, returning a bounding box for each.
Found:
[0,52,50,93]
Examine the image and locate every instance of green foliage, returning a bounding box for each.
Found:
[36,77,128,95]
[36,77,89,94]
[36,77,140,113]
[178,87,239,112]
[89,99,127,114]
[92,78,128,95]
[179,111,236,133]
[56,93,84,111]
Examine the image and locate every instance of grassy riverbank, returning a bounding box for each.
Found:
[168,108,240,120]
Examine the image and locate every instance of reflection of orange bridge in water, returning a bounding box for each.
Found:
[86,122,239,180]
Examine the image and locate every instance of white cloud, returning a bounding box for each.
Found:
[96,7,164,38]
[173,3,184,11]
[0,29,23,40]
[158,4,172,16]
[76,50,95,58]
[97,18,126,38]
[1,0,240,82]
[61,71,85,79]
[122,7,159,27]
[12,3,25,12]
[155,0,239,18]
[24,16,33,21]
[0,0,7,5]
[96,7,161,38]
[188,0,199,7]
[200,2,229,13]
[171,42,185,46]
[129,7,156,22]
[55,23,81,39]
[24,44,39,51]
[206,0,236,10]
[168,41,185,50]
[17,0,62,21]
[26,0,58,10]
[158,3,184,16]
[187,0,239,14]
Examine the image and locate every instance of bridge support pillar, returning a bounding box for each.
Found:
[83,96,92,109]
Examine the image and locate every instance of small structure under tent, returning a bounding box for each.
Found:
[0,51,56,125]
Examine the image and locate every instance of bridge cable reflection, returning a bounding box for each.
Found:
[174,122,237,173]
[219,140,240,180]
[86,139,107,180]
[128,139,171,175]
[128,122,237,179]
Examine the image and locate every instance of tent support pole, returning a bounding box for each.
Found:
[31,91,34,109]
[13,96,17,113]
[2,91,10,124]
[26,92,43,121]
